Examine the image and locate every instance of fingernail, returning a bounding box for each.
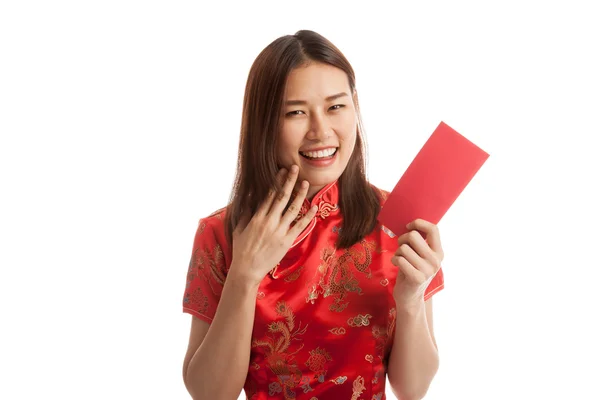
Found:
[291,165,298,173]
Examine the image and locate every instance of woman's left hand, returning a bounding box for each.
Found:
[391,218,444,308]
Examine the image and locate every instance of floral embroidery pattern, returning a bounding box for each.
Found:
[251,301,308,399]
[305,347,332,383]
[347,314,373,328]
[187,242,225,296]
[315,200,338,219]
[294,200,339,221]
[284,265,305,283]
[183,287,209,314]
[183,181,444,399]
[351,376,366,400]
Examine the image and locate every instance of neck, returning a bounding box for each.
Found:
[306,184,325,201]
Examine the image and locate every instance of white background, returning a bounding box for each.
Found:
[1,1,599,399]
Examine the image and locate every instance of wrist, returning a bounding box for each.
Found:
[227,261,262,292]
[393,293,426,315]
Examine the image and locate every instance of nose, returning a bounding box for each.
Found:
[306,112,331,141]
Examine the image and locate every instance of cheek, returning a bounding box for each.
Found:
[277,131,301,161]
[339,123,357,152]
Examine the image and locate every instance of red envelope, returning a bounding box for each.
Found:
[378,121,489,236]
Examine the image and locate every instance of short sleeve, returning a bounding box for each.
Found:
[424,267,444,301]
[182,217,227,324]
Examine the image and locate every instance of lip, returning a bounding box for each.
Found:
[299,146,338,152]
[299,148,338,168]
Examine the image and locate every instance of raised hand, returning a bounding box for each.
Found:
[229,165,317,286]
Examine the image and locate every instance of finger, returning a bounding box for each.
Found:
[391,255,423,283]
[281,179,310,226]
[395,243,436,276]
[406,219,444,256]
[289,204,318,238]
[397,230,440,269]
[256,168,287,217]
[268,164,299,217]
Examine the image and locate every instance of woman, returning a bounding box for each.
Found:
[182,30,445,400]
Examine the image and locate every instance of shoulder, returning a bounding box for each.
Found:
[196,206,228,243]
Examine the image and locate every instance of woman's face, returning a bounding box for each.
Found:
[278,62,358,199]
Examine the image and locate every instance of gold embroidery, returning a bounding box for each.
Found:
[305,347,332,383]
[184,287,209,314]
[306,284,318,304]
[372,308,397,366]
[251,301,308,399]
[330,376,347,385]
[372,369,381,384]
[328,327,346,335]
[185,234,226,303]
[257,292,265,300]
[189,243,226,295]
[380,278,389,287]
[285,265,304,282]
[294,203,310,222]
[351,376,366,400]
[268,382,283,396]
[365,354,374,363]
[311,240,376,312]
[316,200,338,219]
[347,314,373,328]
[372,392,384,400]
[300,376,314,393]
[294,199,339,221]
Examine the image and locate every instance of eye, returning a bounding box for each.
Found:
[330,104,346,111]
[286,110,305,117]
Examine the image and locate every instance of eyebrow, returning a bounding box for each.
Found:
[285,92,349,106]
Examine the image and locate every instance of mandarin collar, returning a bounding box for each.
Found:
[296,179,340,221]
[270,180,340,280]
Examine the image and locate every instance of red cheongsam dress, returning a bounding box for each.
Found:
[183,180,444,400]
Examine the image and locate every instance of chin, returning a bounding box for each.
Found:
[301,169,343,187]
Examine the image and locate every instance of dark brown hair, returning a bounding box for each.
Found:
[224,30,382,249]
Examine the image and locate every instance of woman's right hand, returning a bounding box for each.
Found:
[229,165,317,287]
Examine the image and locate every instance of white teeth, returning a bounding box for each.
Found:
[300,148,337,159]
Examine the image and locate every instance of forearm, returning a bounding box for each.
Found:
[387,300,439,400]
[185,272,258,399]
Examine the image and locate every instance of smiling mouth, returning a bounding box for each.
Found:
[299,148,338,160]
